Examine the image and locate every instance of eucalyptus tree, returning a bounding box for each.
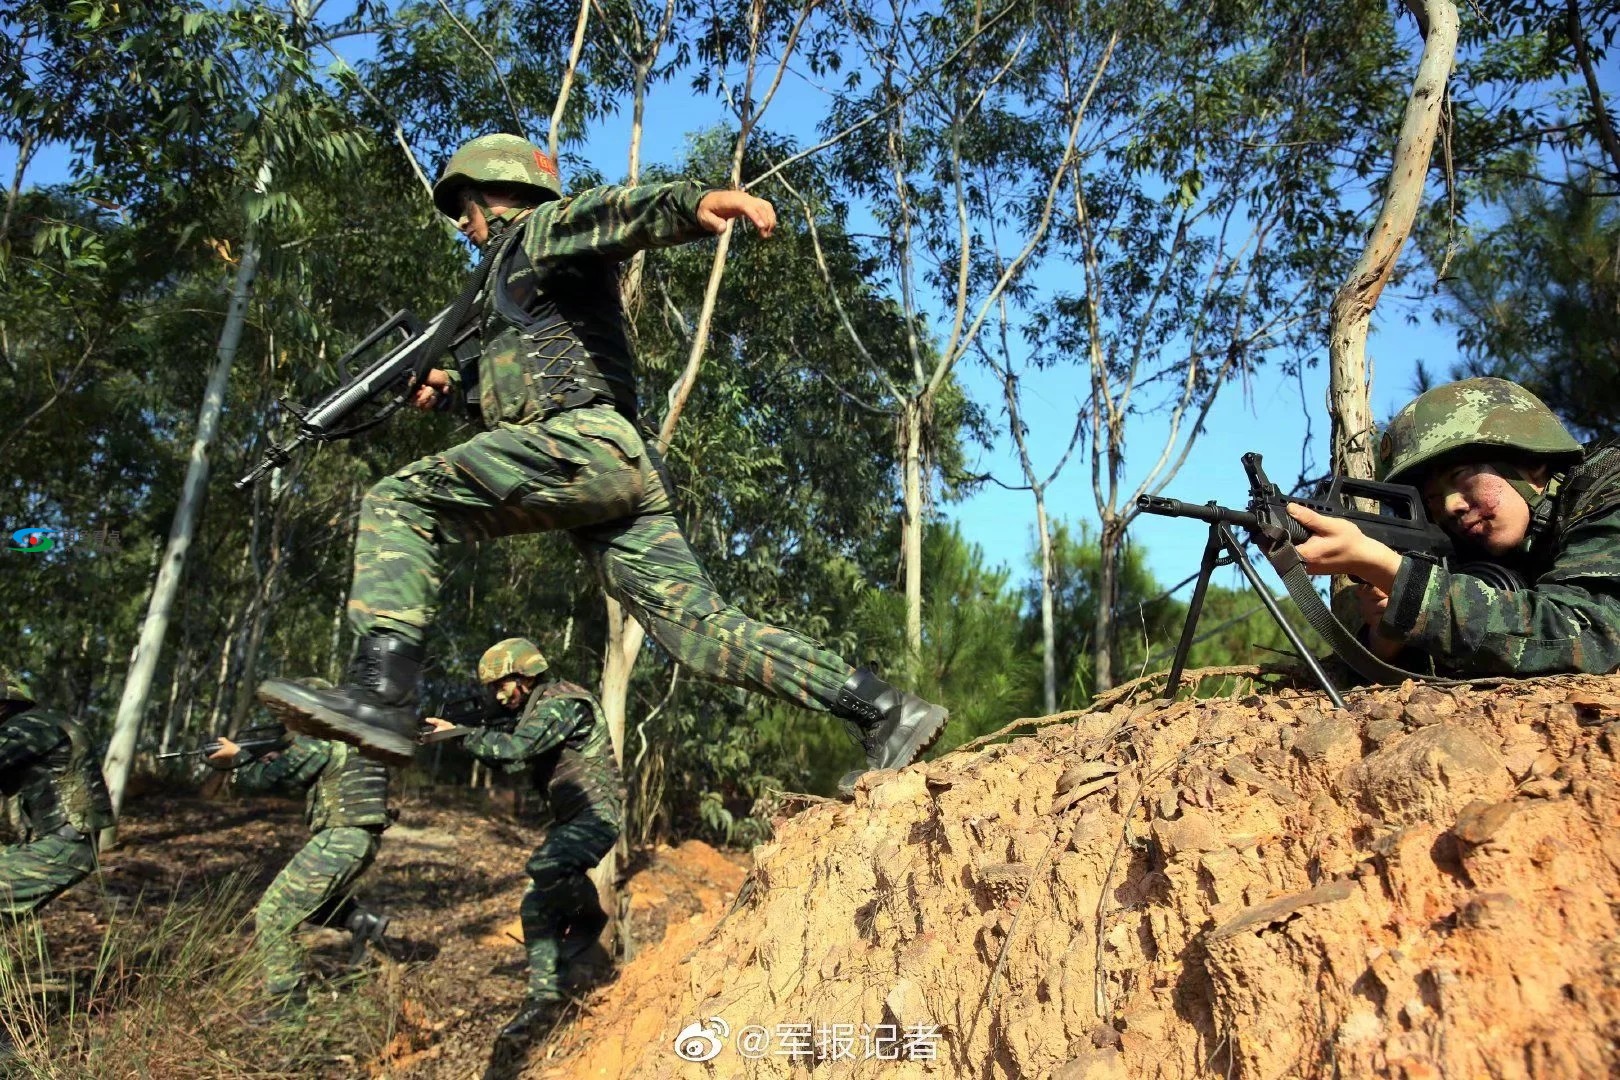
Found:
[800,0,1106,677]
[1029,0,1409,692]
[98,1,387,830]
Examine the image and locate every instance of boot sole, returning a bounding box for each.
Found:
[886,703,949,769]
[839,705,951,798]
[256,679,418,767]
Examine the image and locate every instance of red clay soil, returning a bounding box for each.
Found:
[529,673,1620,1079]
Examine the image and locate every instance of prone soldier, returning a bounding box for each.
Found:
[207,679,393,1010]
[1286,377,1620,675]
[0,666,112,917]
[423,638,621,1053]
[258,134,946,792]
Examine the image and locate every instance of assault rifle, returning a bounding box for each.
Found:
[235,305,482,491]
[157,723,289,761]
[417,689,515,745]
[1138,452,1517,706]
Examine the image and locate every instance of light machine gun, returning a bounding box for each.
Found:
[235,305,482,491]
[1138,453,1521,707]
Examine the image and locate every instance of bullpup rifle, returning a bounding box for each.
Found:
[235,305,482,491]
[1138,452,1520,706]
[417,689,516,744]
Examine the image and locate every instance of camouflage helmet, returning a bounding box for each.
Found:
[432,134,563,218]
[1379,377,1582,486]
[0,665,34,706]
[478,638,549,684]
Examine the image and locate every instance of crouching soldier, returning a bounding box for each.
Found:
[0,666,112,918]
[424,638,621,1053]
[1286,377,1620,675]
[208,679,393,1010]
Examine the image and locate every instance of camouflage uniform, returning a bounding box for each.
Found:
[0,669,112,917]
[1375,378,1620,675]
[467,640,621,1005]
[346,181,856,711]
[260,135,946,789]
[226,735,391,995]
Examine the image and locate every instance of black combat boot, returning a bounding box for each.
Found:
[257,633,424,766]
[830,667,949,793]
[345,906,393,967]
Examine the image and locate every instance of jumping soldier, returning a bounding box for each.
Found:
[0,665,112,918]
[1285,377,1620,675]
[257,133,947,791]
[208,679,393,1010]
[423,637,620,1053]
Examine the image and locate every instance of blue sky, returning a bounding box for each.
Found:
[5,7,1611,605]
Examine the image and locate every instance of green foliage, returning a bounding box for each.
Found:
[1426,172,1620,440]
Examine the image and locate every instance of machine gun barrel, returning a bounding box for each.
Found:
[1138,495,1265,533]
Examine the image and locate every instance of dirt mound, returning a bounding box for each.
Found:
[543,674,1620,1078]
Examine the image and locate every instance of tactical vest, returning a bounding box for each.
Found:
[307,741,390,832]
[0,710,114,840]
[534,680,603,721]
[466,234,635,429]
[1527,439,1620,567]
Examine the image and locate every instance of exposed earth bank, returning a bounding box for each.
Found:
[534,672,1620,1079]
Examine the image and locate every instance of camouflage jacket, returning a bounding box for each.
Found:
[1383,441,1620,675]
[233,735,390,833]
[0,707,114,840]
[464,681,611,776]
[448,180,711,427]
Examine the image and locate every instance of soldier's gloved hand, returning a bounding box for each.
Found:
[410,368,453,412]
[697,191,776,238]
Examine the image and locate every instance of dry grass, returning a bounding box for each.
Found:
[0,875,407,1078]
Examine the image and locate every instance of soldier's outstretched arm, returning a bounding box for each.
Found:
[464,699,585,764]
[234,737,329,793]
[524,182,770,263]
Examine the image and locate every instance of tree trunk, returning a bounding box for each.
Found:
[101,238,262,843]
[229,486,291,730]
[1092,517,1122,696]
[548,0,592,162]
[1327,0,1458,481]
[901,399,925,677]
[1035,493,1057,713]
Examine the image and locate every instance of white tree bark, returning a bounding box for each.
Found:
[1328,0,1459,480]
[101,237,261,842]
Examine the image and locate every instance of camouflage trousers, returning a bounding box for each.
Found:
[521,745,623,1001]
[346,405,855,711]
[0,834,96,918]
[254,825,380,995]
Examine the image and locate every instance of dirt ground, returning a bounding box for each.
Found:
[17,789,748,1079]
[533,672,1620,1079]
[15,671,1620,1078]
